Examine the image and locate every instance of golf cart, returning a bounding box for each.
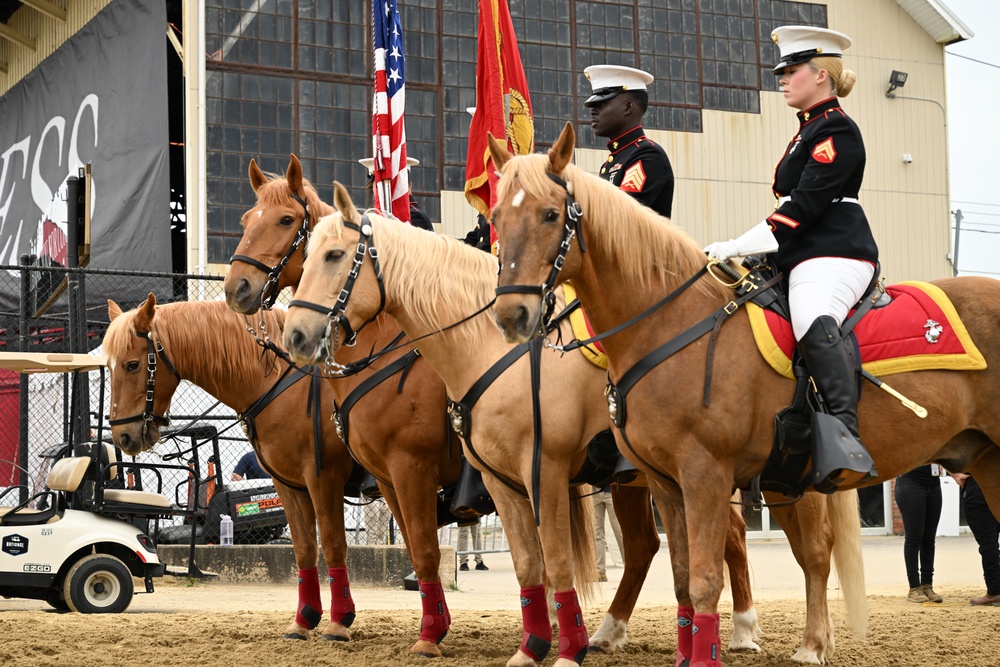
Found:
[0,352,197,613]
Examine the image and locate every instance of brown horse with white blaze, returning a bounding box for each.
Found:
[104,297,357,642]
[487,122,1000,666]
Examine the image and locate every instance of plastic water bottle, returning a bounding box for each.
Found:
[219,514,234,546]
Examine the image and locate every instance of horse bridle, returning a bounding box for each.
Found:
[230,191,312,310]
[108,329,181,438]
[494,172,586,338]
[287,215,387,370]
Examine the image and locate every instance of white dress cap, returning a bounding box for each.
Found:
[466,106,476,117]
[359,156,420,174]
[583,65,654,107]
[770,25,852,74]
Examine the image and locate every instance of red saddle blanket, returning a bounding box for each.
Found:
[747,281,987,379]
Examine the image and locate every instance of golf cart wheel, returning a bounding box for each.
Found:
[62,554,134,613]
[44,589,70,611]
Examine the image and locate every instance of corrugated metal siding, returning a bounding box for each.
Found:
[0,0,112,97]
[436,0,953,283]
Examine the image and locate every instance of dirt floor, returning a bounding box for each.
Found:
[2,535,999,667]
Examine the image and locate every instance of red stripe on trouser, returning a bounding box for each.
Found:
[676,605,695,665]
[691,612,721,667]
[295,567,322,629]
[554,589,589,662]
[328,566,355,625]
[418,581,451,644]
[519,585,552,661]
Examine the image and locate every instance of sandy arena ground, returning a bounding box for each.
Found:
[2,535,999,666]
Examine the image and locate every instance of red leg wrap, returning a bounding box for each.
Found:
[294,567,323,630]
[554,589,589,664]
[691,612,722,667]
[328,566,356,628]
[676,605,694,666]
[519,585,552,661]
[418,581,451,644]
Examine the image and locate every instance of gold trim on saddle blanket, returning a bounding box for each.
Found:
[562,283,608,370]
[746,280,987,379]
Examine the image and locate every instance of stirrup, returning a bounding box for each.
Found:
[810,412,877,494]
[611,456,639,485]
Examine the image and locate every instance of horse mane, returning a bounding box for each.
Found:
[497,154,726,299]
[311,211,500,346]
[256,173,334,218]
[105,300,287,388]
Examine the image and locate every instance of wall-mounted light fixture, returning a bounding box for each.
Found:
[886,70,908,98]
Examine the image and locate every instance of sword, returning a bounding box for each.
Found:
[861,369,928,418]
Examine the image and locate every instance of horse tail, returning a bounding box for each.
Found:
[570,484,599,606]
[828,488,867,638]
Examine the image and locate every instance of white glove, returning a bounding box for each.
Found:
[704,221,778,260]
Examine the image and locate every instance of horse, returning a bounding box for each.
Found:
[224,156,462,657]
[223,157,717,661]
[104,296,359,643]
[486,122,1000,665]
[279,183,859,666]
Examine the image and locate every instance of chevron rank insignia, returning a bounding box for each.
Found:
[620,162,647,193]
[812,137,836,164]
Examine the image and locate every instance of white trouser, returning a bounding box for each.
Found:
[788,257,875,341]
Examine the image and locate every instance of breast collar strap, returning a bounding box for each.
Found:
[230,191,312,310]
[495,172,585,337]
[108,329,181,437]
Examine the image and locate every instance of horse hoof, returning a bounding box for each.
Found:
[282,632,309,641]
[587,645,608,654]
[411,639,443,658]
[319,634,349,642]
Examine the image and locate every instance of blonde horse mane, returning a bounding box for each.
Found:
[255,173,334,218]
[310,210,500,346]
[105,300,286,387]
[496,154,726,299]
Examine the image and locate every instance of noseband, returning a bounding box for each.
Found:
[287,215,387,366]
[230,191,312,310]
[494,172,585,335]
[108,329,181,438]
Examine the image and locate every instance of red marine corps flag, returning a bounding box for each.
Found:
[371,0,411,222]
[464,0,534,249]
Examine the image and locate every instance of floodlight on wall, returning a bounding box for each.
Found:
[886,70,908,98]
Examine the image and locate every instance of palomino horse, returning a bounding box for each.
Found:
[104,297,358,642]
[223,157,765,660]
[224,156,461,657]
[486,123,1000,666]
[280,184,859,666]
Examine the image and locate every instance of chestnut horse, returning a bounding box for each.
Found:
[223,157,738,660]
[487,123,1000,666]
[104,297,358,642]
[224,157,461,657]
[280,184,857,666]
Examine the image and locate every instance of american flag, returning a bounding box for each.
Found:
[371,0,410,223]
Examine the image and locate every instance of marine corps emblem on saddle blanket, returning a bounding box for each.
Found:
[747,281,987,379]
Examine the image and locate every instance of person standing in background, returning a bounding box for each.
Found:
[592,484,625,582]
[950,472,1000,606]
[895,464,944,603]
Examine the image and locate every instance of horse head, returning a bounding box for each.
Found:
[489,122,585,344]
[283,182,384,366]
[225,154,328,314]
[104,293,181,455]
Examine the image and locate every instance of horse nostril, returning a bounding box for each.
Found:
[236,278,251,302]
[118,433,131,452]
[289,328,304,352]
[516,305,530,330]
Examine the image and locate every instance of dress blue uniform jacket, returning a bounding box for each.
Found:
[599,126,674,219]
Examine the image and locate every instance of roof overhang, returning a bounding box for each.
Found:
[896,0,974,45]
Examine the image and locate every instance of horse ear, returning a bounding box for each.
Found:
[547,122,576,175]
[108,300,122,322]
[134,293,157,330]
[332,181,359,222]
[248,159,267,193]
[286,154,304,197]
[487,132,513,172]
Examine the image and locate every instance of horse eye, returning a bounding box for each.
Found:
[280,216,295,227]
[125,360,140,373]
[325,249,345,262]
[543,209,560,223]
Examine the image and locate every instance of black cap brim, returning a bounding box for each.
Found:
[584,87,625,108]
[772,49,838,74]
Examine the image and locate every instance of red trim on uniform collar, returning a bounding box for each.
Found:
[606,126,647,154]
[797,97,840,126]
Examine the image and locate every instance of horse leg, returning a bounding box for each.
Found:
[381,462,449,658]
[271,480,323,640]
[311,470,356,642]
[589,485,660,654]
[646,478,694,667]
[724,498,761,653]
[767,492,836,664]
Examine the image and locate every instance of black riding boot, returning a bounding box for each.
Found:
[797,316,877,493]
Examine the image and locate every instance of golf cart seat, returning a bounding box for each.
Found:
[49,450,173,515]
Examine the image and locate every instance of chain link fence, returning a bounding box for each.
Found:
[0,262,428,549]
